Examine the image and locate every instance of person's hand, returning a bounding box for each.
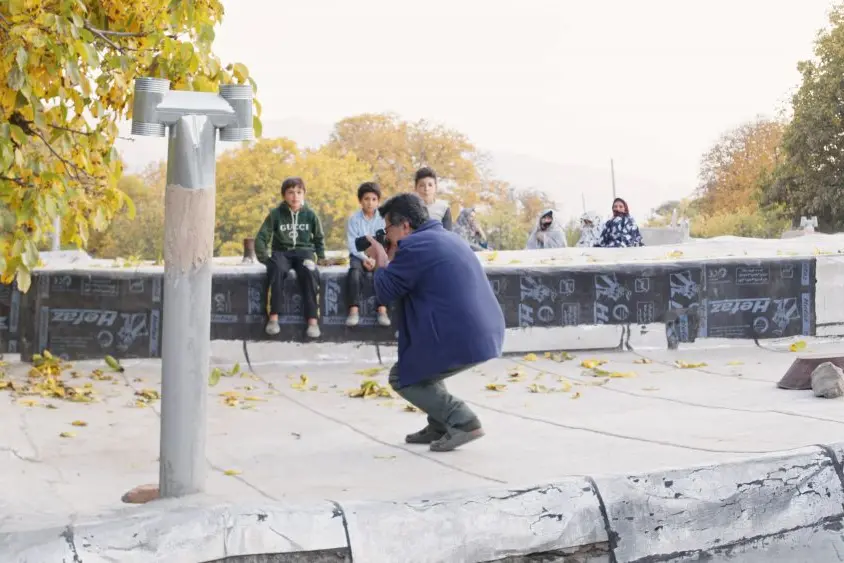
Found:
[365,235,389,269]
[362,257,376,271]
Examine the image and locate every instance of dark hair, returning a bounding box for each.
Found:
[357,181,382,201]
[414,167,437,185]
[378,193,429,230]
[612,197,629,214]
[281,177,305,195]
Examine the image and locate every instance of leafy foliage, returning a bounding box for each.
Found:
[0,0,259,290]
[763,5,844,231]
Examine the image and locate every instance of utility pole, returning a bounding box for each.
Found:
[131,77,253,498]
[610,158,617,200]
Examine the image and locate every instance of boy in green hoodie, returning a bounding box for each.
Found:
[255,177,326,339]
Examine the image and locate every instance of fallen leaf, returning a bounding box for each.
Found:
[633,358,653,365]
[527,383,550,393]
[45,404,58,410]
[581,359,608,369]
[571,392,581,400]
[59,431,75,438]
[675,361,707,369]
[209,368,222,387]
[523,353,538,362]
[609,371,637,378]
[134,400,148,408]
[291,374,310,391]
[726,361,744,366]
[17,399,39,407]
[244,396,266,402]
[223,469,241,476]
[71,420,88,427]
[543,352,552,359]
[666,250,684,259]
[789,341,807,353]
[403,403,419,412]
[485,383,507,391]
[347,379,393,398]
[355,367,386,377]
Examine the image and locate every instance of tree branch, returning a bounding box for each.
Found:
[0,175,35,188]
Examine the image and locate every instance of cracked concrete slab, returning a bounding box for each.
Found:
[341,479,607,563]
[1,500,348,563]
[593,446,844,562]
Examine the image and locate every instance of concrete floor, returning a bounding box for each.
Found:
[2,337,842,536]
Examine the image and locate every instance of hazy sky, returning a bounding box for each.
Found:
[210,0,833,208]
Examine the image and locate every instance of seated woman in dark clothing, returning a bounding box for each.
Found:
[454,208,488,251]
[596,197,644,248]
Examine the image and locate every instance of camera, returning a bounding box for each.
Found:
[354,229,388,252]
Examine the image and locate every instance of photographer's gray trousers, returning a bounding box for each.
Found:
[388,363,481,431]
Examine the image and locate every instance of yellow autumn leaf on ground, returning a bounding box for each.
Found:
[727,361,744,366]
[527,383,550,393]
[244,396,266,402]
[134,400,149,408]
[543,352,552,359]
[789,341,807,352]
[523,353,538,362]
[571,392,582,400]
[17,399,39,407]
[557,379,573,393]
[633,358,653,364]
[666,250,684,259]
[71,420,88,427]
[675,361,708,369]
[223,469,242,476]
[581,359,607,369]
[485,383,507,391]
[136,389,160,401]
[609,372,636,379]
[291,374,310,390]
[485,250,499,262]
[355,367,385,377]
[59,432,75,438]
[347,379,393,398]
[403,403,419,412]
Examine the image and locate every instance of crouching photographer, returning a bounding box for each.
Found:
[364,193,505,452]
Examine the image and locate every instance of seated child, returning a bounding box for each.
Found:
[414,167,453,230]
[344,182,390,327]
[255,177,325,339]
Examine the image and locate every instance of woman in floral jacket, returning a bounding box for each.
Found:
[596,198,644,248]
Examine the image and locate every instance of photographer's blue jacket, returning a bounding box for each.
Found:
[374,220,505,387]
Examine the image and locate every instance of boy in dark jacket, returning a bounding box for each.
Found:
[255,177,325,338]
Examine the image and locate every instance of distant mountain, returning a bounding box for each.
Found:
[115,117,686,223]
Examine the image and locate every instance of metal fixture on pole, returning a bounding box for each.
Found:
[131,77,253,497]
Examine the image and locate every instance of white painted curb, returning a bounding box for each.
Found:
[4,443,844,562]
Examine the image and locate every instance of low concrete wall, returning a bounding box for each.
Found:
[5,443,844,562]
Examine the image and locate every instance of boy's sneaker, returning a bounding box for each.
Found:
[377,311,391,327]
[306,324,321,339]
[346,311,360,327]
[265,319,280,336]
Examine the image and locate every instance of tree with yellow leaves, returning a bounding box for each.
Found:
[214,139,371,255]
[0,0,259,291]
[325,113,480,195]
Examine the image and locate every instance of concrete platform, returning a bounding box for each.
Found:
[3,337,844,540]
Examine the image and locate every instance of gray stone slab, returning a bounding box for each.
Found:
[593,445,844,562]
[0,499,348,563]
[341,479,606,563]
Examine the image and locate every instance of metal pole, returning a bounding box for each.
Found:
[131,77,253,498]
[159,115,217,497]
[610,159,617,200]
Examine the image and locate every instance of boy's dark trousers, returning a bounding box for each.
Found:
[346,257,385,310]
[263,249,319,319]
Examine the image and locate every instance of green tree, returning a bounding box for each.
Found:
[764,4,844,230]
[0,0,260,290]
[88,163,165,260]
[479,182,557,250]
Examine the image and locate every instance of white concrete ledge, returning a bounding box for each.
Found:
[341,478,606,562]
[5,445,844,563]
